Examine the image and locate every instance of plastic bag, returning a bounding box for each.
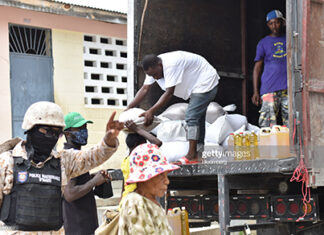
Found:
[95,210,119,235]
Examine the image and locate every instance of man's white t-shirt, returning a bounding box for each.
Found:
[144,51,220,100]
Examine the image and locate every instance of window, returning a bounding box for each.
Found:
[9,24,51,56]
[83,34,128,108]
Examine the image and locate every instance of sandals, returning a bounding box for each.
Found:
[173,156,200,165]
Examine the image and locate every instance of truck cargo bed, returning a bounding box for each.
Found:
[169,156,297,177]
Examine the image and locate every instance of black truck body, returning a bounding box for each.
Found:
[126,0,324,234]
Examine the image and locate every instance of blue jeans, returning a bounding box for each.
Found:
[185,85,218,145]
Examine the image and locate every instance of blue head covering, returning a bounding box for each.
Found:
[266,10,285,22]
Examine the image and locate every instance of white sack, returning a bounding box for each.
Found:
[247,123,260,134]
[159,102,236,124]
[150,116,170,136]
[150,125,159,136]
[205,142,220,147]
[223,104,237,112]
[222,135,230,146]
[206,103,237,124]
[206,102,226,124]
[227,114,248,132]
[160,141,189,162]
[119,108,161,132]
[159,103,188,120]
[205,115,234,144]
[234,124,246,134]
[157,120,187,142]
[155,121,210,142]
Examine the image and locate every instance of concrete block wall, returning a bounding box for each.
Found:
[52,29,127,170]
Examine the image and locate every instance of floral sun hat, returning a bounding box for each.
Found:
[126,143,180,185]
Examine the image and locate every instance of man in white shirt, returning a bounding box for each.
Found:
[127,51,220,162]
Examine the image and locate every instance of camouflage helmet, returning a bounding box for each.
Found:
[22,101,66,131]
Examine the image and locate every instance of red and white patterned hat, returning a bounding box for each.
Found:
[126,143,180,185]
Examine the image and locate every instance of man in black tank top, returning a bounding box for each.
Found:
[62,112,111,235]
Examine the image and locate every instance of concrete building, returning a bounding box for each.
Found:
[0,0,128,169]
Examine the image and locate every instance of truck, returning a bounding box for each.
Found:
[125,0,324,234]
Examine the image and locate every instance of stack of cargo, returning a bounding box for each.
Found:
[120,103,290,162]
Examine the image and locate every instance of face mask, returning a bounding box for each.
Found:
[70,128,88,146]
[26,128,59,162]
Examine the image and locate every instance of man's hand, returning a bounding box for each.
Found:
[252,92,261,106]
[64,170,112,202]
[104,111,124,147]
[92,171,107,187]
[139,110,154,126]
[92,170,111,187]
[125,120,138,132]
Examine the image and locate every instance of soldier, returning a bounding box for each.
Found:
[0,101,123,234]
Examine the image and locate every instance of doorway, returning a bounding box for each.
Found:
[9,24,53,138]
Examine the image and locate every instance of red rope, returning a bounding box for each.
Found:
[290,130,311,221]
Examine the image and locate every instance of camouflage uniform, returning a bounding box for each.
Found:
[259,89,288,127]
[0,138,118,234]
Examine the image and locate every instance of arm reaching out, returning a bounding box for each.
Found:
[104,111,124,147]
[63,171,111,202]
[126,85,152,111]
[62,112,123,180]
[140,86,175,126]
[125,121,162,147]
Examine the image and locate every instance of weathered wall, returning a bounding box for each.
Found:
[0,11,11,143]
[52,29,127,169]
[0,6,127,169]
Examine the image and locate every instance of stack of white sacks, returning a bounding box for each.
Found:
[119,103,260,162]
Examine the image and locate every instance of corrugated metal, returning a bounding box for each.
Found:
[0,0,127,24]
[301,0,324,187]
[52,0,127,14]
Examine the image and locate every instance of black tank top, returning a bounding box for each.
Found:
[62,143,98,235]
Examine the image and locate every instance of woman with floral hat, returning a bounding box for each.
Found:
[119,120,162,210]
[118,143,180,235]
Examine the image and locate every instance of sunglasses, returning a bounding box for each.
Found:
[38,126,63,138]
